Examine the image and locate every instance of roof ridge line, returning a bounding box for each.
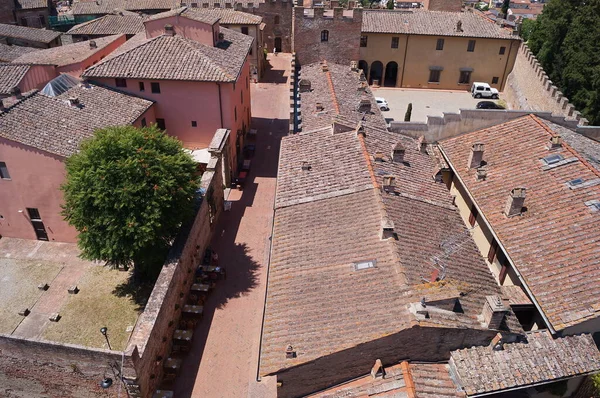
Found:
[180,34,236,81]
[325,67,341,115]
[530,114,600,179]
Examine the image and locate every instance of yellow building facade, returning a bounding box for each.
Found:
[360,10,521,90]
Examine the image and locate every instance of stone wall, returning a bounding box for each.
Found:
[15,8,51,28]
[504,44,589,125]
[292,6,362,66]
[424,0,461,12]
[125,143,226,397]
[389,109,585,143]
[0,1,14,24]
[275,325,500,398]
[232,1,294,53]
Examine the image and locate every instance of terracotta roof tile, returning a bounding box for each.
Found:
[14,0,48,9]
[72,0,180,15]
[411,363,465,398]
[83,28,251,82]
[362,10,519,39]
[0,83,153,157]
[0,43,39,62]
[449,330,600,395]
[0,64,30,95]
[67,15,146,36]
[0,23,62,44]
[13,34,124,67]
[146,6,262,24]
[440,115,600,331]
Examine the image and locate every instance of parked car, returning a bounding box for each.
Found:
[476,101,505,109]
[471,82,499,99]
[376,97,389,111]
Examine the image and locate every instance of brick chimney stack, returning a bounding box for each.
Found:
[504,187,526,217]
[467,143,484,169]
[392,142,405,163]
[481,295,508,330]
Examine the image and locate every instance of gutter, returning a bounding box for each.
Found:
[499,39,515,91]
[437,145,557,335]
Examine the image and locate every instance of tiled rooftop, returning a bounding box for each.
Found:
[362,10,519,39]
[72,0,180,14]
[440,115,600,331]
[0,23,62,44]
[0,82,153,157]
[449,330,600,396]
[0,43,39,62]
[146,6,264,25]
[13,34,124,67]
[67,14,146,36]
[145,6,221,24]
[14,0,48,9]
[83,28,252,82]
[0,64,30,95]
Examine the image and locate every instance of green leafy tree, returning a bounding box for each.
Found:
[404,103,413,121]
[500,0,510,16]
[62,125,199,280]
[519,17,537,42]
[386,0,394,9]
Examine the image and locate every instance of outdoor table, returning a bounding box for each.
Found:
[153,390,174,398]
[191,283,210,292]
[173,329,193,342]
[163,358,181,371]
[242,159,252,171]
[183,305,204,315]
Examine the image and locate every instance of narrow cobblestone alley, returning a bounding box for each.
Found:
[174,54,291,398]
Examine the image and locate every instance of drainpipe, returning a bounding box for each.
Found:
[500,40,515,91]
[438,145,557,335]
[399,34,409,87]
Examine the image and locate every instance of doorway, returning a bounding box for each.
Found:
[369,61,383,85]
[384,62,398,87]
[274,37,282,52]
[27,208,48,241]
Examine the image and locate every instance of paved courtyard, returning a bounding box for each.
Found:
[373,87,507,123]
[174,54,291,398]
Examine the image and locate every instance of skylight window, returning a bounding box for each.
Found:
[568,178,585,187]
[585,200,600,212]
[542,154,564,165]
[354,260,376,271]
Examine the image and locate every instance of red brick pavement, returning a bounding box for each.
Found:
[174,54,292,398]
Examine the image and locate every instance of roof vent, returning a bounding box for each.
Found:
[301,161,311,171]
[417,135,427,153]
[467,143,484,169]
[316,102,324,112]
[89,40,97,49]
[356,121,366,137]
[370,359,385,379]
[11,86,22,99]
[321,62,328,72]
[359,70,366,82]
[357,99,371,113]
[456,20,463,32]
[357,82,368,92]
[504,187,526,217]
[382,175,396,193]
[380,218,395,240]
[374,151,384,162]
[298,79,311,93]
[0,98,6,112]
[547,135,562,150]
[354,259,376,271]
[481,295,508,330]
[68,97,80,107]
[350,60,358,72]
[285,345,296,359]
[164,24,175,36]
[476,167,487,181]
[392,142,405,163]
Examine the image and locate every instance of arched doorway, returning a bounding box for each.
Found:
[358,60,368,79]
[369,61,383,85]
[384,62,398,87]
[274,37,282,52]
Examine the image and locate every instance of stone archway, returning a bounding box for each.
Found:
[358,60,369,80]
[369,61,383,85]
[384,61,398,87]
[274,37,282,52]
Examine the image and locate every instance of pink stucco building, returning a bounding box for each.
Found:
[0,63,56,97]
[0,80,154,242]
[83,7,254,183]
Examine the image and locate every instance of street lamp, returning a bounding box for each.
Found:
[100,327,112,350]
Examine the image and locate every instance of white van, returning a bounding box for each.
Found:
[471,82,499,99]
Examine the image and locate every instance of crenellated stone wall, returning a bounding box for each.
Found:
[504,43,589,126]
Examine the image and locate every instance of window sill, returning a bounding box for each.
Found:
[1,178,11,181]
[427,81,440,84]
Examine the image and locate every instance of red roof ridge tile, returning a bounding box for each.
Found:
[401,361,417,398]
[324,67,341,115]
[530,114,600,179]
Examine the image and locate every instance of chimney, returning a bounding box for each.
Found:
[316,102,324,112]
[357,82,368,92]
[68,97,80,107]
[301,161,311,171]
[456,20,463,32]
[476,167,487,181]
[298,79,311,93]
[11,86,22,99]
[348,0,355,9]
[391,142,405,163]
[417,135,427,153]
[481,295,508,330]
[374,151,384,162]
[350,60,358,72]
[358,99,371,113]
[489,333,504,351]
[321,62,329,72]
[370,359,385,379]
[359,70,366,82]
[504,187,526,217]
[467,143,484,169]
[380,218,395,240]
[0,98,6,112]
[89,40,97,49]
[382,175,396,193]
[547,135,562,150]
[355,121,366,137]
[164,24,175,36]
[285,345,296,359]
